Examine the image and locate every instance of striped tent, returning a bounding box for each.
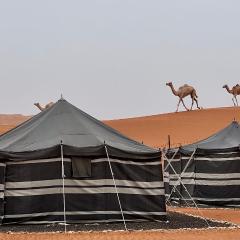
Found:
[165,121,240,207]
[0,99,166,224]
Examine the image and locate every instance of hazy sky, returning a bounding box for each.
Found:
[1,0,240,119]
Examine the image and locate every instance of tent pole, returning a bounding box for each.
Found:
[164,148,179,172]
[168,135,171,149]
[60,141,67,233]
[162,151,191,207]
[164,149,196,200]
[104,144,128,231]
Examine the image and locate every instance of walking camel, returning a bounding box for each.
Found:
[34,102,54,111]
[223,84,240,106]
[166,82,200,112]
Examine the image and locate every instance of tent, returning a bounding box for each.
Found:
[0,99,166,224]
[164,121,240,207]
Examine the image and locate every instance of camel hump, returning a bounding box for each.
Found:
[179,84,190,90]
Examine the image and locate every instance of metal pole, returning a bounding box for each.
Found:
[162,151,191,207]
[164,148,179,172]
[168,135,171,149]
[164,149,196,200]
[162,150,210,227]
[60,141,67,233]
[104,144,128,231]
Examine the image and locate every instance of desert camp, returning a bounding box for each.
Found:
[1,1,240,240]
[0,99,166,224]
[0,99,239,239]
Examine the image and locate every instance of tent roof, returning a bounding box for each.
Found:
[180,121,240,154]
[0,99,159,160]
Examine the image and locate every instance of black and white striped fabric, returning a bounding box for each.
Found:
[166,151,240,207]
[165,122,240,207]
[0,99,166,224]
[0,163,5,224]
[2,157,166,224]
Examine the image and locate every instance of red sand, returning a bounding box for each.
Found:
[105,107,240,148]
[1,229,240,240]
[0,114,30,134]
[0,114,30,125]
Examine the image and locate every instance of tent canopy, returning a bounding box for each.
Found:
[0,99,159,160]
[180,121,240,154]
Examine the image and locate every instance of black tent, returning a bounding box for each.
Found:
[0,99,166,224]
[165,121,240,207]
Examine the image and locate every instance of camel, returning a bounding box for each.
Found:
[223,84,240,106]
[34,102,54,111]
[166,82,200,112]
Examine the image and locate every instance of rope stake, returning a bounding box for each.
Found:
[60,141,67,233]
[104,144,128,231]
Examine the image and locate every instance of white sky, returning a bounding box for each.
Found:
[0,0,240,119]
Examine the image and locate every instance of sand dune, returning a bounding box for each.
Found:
[0,114,30,125]
[0,107,240,148]
[105,107,240,148]
[0,114,30,134]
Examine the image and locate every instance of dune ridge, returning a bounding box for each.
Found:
[105,107,240,148]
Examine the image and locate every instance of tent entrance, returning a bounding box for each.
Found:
[0,162,6,224]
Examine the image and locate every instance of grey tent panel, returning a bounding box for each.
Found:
[180,121,240,154]
[0,99,160,160]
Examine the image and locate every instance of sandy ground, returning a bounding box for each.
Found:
[169,207,240,225]
[1,228,240,240]
[0,208,239,240]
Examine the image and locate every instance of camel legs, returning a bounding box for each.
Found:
[232,96,237,106]
[176,99,181,112]
[194,98,200,109]
[190,95,200,110]
[176,98,189,112]
[234,96,239,106]
[191,98,194,110]
[190,97,200,110]
[181,99,189,111]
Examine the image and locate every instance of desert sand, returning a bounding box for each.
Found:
[105,107,240,148]
[0,114,30,134]
[0,114,30,126]
[1,229,240,240]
